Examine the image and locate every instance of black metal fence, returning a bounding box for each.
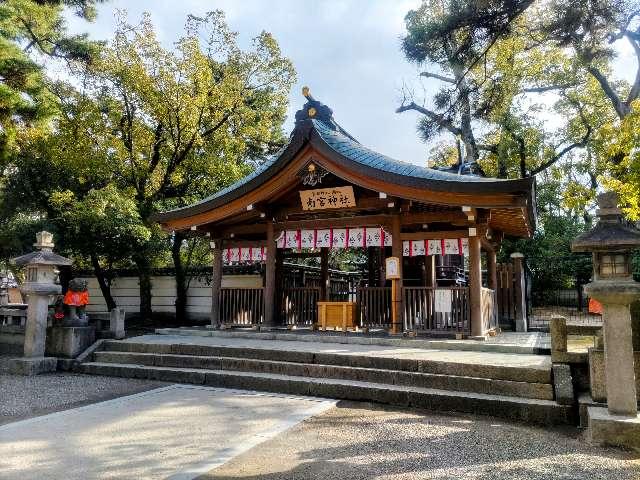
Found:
[526,254,601,330]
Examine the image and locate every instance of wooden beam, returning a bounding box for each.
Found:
[220,240,267,248]
[400,211,468,225]
[280,251,322,259]
[400,230,469,240]
[275,214,392,231]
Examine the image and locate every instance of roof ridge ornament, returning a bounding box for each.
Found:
[294,86,335,127]
[293,86,360,142]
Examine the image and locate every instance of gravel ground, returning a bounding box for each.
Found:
[0,370,167,425]
[201,402,640,480]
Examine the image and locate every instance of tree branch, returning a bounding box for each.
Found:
[396,101,461,136]
[420,72,455,83]
[523,83,577,93]
[529,124,592,176]
[587,65,628,118]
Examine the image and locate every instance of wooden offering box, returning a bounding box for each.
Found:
[317,301,357,331]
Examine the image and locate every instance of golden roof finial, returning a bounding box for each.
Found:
[302,86,310,97]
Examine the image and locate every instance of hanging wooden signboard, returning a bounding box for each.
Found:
[300,186,356,211]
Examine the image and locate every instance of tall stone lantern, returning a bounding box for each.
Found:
[9,232,72,375]
[572,192,640,448]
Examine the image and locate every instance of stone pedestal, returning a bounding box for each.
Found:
[46,326,96,358]
[109,308,126,340]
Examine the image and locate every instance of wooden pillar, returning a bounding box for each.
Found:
[487,249,497,290]
[263,222,276,329]
[511,252,527,332]
[320,247,329,301]
[425,255,436,288]
[468,235,483,337]
[210,240,223,328]
[390,215,403,334]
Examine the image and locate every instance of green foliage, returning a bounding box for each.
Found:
[49,185,151,268]
[0,0,102,164]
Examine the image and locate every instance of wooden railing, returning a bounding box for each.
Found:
[356,287,392,328]
[0,307,27,326]
[280,287,320,326]
[403,287,470,334]
[481,287,498,331]
[220,288,264,326]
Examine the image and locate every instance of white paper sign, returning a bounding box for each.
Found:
[434,289,452,313]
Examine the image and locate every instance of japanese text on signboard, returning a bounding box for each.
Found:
[299,186,356,211]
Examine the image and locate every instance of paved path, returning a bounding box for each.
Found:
[0,385,336,480]
[127,334,551,371]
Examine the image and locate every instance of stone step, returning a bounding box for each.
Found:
[102,340,551,384]
[93,351,553,400]
[79,361,573,425]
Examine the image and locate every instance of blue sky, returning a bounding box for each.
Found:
[65,0,635,168]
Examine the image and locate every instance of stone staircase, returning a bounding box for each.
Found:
[79,339,575,425]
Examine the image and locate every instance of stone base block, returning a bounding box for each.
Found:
[589,348,640,403]
[46,326,96,358]
[8,356,57,375]
[588,406,640,451]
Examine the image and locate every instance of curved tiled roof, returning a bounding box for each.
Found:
[313,119,508,184]
[154,108,535,224]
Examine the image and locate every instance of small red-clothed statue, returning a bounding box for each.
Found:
[62,278,90,326]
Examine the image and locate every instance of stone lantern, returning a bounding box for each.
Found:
[572,192,640,448]
[8,231,72,375]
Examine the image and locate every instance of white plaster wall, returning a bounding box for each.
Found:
[80,274,262,319]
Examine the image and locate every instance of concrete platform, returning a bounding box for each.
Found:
[0,384,336,480]
[156,327,551,354]
[136,334,552,376]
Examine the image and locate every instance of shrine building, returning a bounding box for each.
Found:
[154,89,536,337]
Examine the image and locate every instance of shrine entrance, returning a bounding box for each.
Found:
[153,89,535,338]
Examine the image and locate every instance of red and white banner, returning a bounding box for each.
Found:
[223,246,266,264]
[403,238,469,257]
[276,226,392,249]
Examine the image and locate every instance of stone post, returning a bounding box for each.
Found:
[589,289,638,415]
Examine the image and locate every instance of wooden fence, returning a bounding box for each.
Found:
[279,287,320,326]
[219,287,264,326]
[403,287,470,334]
[356,287,392,328]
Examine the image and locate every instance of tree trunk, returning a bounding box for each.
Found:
[172,231,189,325]
[90,253,116,311]
[134,253,153,323]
